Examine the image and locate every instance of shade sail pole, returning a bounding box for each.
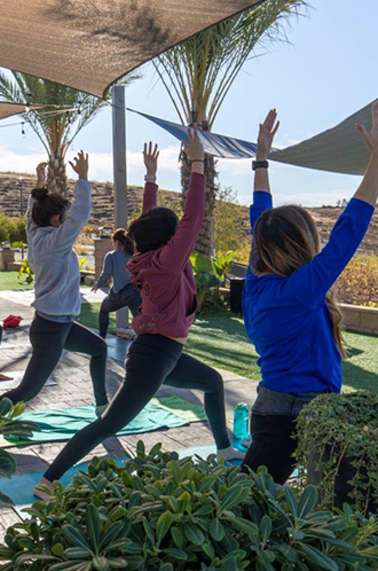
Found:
[112,84,131,337]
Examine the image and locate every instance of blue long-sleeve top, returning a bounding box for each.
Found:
[96,250,132,294]
[243,191,374,394]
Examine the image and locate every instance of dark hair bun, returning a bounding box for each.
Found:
[31,188,48,201]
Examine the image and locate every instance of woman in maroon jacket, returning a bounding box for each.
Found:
[35,132,242,494]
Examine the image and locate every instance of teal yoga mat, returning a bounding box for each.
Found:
[1,396,207,447]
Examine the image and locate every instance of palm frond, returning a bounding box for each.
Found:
[155,0,307,127]
[0,69,138,157]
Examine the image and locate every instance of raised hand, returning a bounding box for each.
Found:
[256,109,280,161]
[36,162,48,188]
[184,129,204,163]
[143,142,159,177]
[69,151,89,180]
[357,101,378,156]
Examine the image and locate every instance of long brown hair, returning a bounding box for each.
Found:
[253,205,346,358]
[112,228,134,256]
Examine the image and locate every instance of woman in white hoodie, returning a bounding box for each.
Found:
[1,153,108,415]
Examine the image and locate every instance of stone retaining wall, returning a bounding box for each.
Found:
[340,303,378,335]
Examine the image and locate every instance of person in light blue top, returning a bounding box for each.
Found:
[241,105,378,484]
[2,153,108,415]
[93,228,141,338]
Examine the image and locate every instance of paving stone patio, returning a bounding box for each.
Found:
[0,289,258,539]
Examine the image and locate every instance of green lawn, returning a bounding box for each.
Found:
[80,303,378,394]
[0,271,33,291]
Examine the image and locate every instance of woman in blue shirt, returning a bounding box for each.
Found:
[93,229,141,338]
[242,104,378,484]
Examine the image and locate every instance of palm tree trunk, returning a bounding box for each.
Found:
[181,153,218,257]
[47,153,67,196]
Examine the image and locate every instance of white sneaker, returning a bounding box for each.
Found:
[34,477,54,501]
[217,446,245,463]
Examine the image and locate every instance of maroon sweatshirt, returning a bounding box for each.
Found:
[128,173,205,339]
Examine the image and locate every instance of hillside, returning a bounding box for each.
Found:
[0,171,377,255]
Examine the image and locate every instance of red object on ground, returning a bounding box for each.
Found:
[3,315,23,329]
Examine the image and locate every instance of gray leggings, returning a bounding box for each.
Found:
[2,315,108,407]
[44,334,230,482]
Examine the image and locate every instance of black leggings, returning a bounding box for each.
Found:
[45,334,230,481]
[2,315,108,407]
[242,413,297,485]
[99,284,141,338]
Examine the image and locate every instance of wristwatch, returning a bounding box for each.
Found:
[252,160,269,171]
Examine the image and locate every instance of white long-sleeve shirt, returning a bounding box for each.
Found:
[26,179,91,320]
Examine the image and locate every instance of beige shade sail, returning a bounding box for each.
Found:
[270,100,374,176]
[0,102,47,120]
[0,0,265,98]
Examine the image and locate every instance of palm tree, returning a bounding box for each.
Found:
[0,72,135,194]
[154,0,306,256]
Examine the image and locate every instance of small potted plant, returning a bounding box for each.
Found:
[296,391,378,514]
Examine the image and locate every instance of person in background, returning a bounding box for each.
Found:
[1,154,108,416]
[93,228,141,338]
[241,104,378,484]
[35,134,243,497]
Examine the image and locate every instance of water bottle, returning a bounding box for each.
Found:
[233,402,250,441]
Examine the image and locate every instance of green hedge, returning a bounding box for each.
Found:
[0,213,26,245]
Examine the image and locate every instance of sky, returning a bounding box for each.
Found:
[0,0,377,207]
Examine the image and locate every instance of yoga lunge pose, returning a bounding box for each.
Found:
[241,104,378,484]
[93,228,141,338]
[2,154,108,414]
[35,134,242,497]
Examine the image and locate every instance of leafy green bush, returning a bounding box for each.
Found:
[190,251,234,310]
[2,442,378,570]
[0,213,13,244]
[8,218,26,245]
[0,214,26,246]
[296,391,378,514]
[0,398,35,505]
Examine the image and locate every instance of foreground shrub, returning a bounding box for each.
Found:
[296,391,378,514]
[1,442,378,570]
[0,398,35,505]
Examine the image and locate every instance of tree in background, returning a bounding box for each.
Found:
[0,72,136,194]
[154,0,306,256]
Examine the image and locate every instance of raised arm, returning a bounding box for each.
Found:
[142,142,159,213]
[285,101,378,306]
[247,111,279,277]
[158,131,205,270]
[26,162,48,237]
[249,110,279,229]
[52,151,91,253]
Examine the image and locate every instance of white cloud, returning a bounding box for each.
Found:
[0,144,181,182]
